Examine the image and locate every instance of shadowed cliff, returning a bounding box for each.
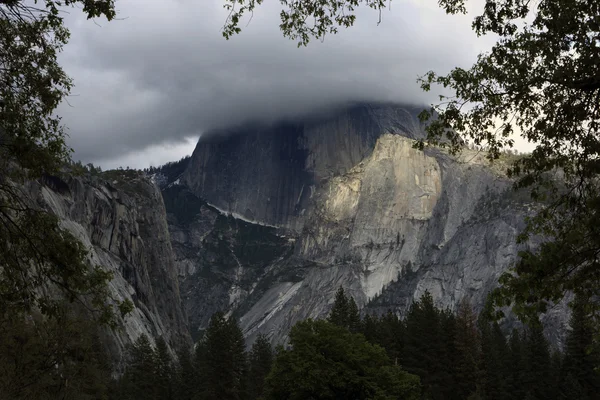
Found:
[31,171,192,366]
[166,102,568,346]
[183,103,427,231]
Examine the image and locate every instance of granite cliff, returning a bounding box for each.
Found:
[33,102,564,355]
[183,103,427,231]
[167,102,566,345]
[29,170,191,364]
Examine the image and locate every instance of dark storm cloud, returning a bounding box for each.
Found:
[58,0,491,168]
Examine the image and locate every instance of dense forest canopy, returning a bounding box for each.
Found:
[113,289,600,400]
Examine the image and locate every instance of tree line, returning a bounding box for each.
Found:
[111,288,600,400]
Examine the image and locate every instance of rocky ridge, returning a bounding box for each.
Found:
[168,102,567,345]
[32,101,567,356]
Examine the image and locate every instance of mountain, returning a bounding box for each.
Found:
[166,102,568,345]
[32,102,566,357]
[31,170,191,366]
[182,103,427,231]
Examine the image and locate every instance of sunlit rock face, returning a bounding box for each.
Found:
[183,103,426,232]
[29,173,191,366]
[298,134,443,299]
[172,102,565,345]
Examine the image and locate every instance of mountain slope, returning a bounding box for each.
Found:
[31,171,191,364]
[168,102,568,344]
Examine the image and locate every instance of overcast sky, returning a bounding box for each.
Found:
[58,0,499,169]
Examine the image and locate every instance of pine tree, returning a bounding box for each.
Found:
[560,373,586,400]
[403,291,448,399]
[227,317,249,400]
[194,339,209,399]
[453,299,481,400]
[119,335,159,400]
[347,296,361,334]
[199,312,248,400]
[549,350,563,400]
[329,287,350,328]
[328,286,362,333]
[174,346,197,400]
[477,300,511,400]
[522,323,553,400]
[559,295,600,399]
[378,311,404,365]
[154,337,174,400]
[506,329,526,400]
[438,308,458,400]
[247,333,274,400]
[360,313,381,345]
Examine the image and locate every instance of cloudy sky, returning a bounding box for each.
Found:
[58,0,497,169]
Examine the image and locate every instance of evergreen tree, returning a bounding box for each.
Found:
[438,308,458,400]
[328,286,362,333]
[559,373,587,400]
[559,295,600,399]
[194,339,209,399]
[403,291,448,399]
[478,317,510,400]
[328,286,350,328]
[506,329,526,400]
[475,298,512,400]
[248,333,274,400]
[119,335,159,400]
[174,346,197,400]
[360,313,381,345]
[198,312,248,400]
[228,317,249,400]
[522,323,554,400]
[378,311,404,365]
[347,296,362,334]
[548,350,563,400]
[453,299,481,400]
[154,337,174,400]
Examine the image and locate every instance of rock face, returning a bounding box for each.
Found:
[172,102,567,345]
[30,172,191,364]
[164,184,294,341]
[183,103,427,231]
